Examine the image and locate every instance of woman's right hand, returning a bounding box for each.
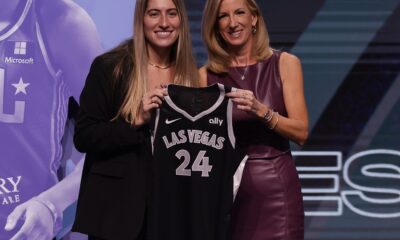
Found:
[135,86,168,126]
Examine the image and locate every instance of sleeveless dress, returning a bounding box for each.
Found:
[207,50,304,240]
[0,0,69,237]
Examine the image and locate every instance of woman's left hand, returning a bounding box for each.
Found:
[226,89,266,118]
[135,86,168,126]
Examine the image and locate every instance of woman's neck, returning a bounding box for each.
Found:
[231,53,251,67]
[147,44,173,67]
[147,62,175,90]
[228,41,256,67]
[146,44,175,89]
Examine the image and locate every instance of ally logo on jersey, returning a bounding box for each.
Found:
[3,40,35,65]
[166,117,224,126]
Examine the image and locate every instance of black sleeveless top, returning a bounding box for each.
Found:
[149,83,247,240]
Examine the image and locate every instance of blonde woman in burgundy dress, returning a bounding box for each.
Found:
[200,0,308,239]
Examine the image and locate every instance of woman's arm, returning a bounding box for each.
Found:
[275,52,309,145]
[226,52,308,146]
[74,57,147,154]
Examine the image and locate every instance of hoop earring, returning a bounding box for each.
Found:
[252,25,257,34]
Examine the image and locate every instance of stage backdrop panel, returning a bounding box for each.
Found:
[9,0,397,239]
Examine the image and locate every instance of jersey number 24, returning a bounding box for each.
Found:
[175,149,213,177]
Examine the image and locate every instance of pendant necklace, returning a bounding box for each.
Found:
[238,65,249,80]
[234,59,249,81]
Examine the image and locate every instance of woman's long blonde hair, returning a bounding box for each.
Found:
[202,0,272,73]
[115,0,198,124]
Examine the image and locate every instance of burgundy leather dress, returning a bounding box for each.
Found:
[207,51,304,240]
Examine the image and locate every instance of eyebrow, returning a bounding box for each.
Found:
[146,8,178,12]
[218,7,245,14]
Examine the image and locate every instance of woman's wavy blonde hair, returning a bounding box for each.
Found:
[113,0,199,124]
[202,0,272,73]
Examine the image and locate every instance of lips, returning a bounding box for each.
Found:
[155,31,174,38]
[228,29,243,38]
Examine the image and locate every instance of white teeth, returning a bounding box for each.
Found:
[156,31,172,37]
[229,30,241,38]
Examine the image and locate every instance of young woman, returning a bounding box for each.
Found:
[72,0,198,239]
[200,0,308,239]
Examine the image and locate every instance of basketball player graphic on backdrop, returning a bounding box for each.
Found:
[0,0,102,239]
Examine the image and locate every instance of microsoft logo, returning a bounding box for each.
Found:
[14,42,27,55]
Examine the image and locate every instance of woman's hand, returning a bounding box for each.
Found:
[226,88,267,119]
[135,86,168,126]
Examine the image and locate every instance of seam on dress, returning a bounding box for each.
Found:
[271,157,290,239]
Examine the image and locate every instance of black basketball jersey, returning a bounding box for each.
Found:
[148,83,248,240]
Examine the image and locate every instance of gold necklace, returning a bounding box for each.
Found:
[233,57,250,80]
[148,61,171,69]
[236,65,249,81]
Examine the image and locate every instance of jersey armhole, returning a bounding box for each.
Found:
[35,22,62,80]
[233,155,248,201]
[227,99,236,148]
[151,108,161,155]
